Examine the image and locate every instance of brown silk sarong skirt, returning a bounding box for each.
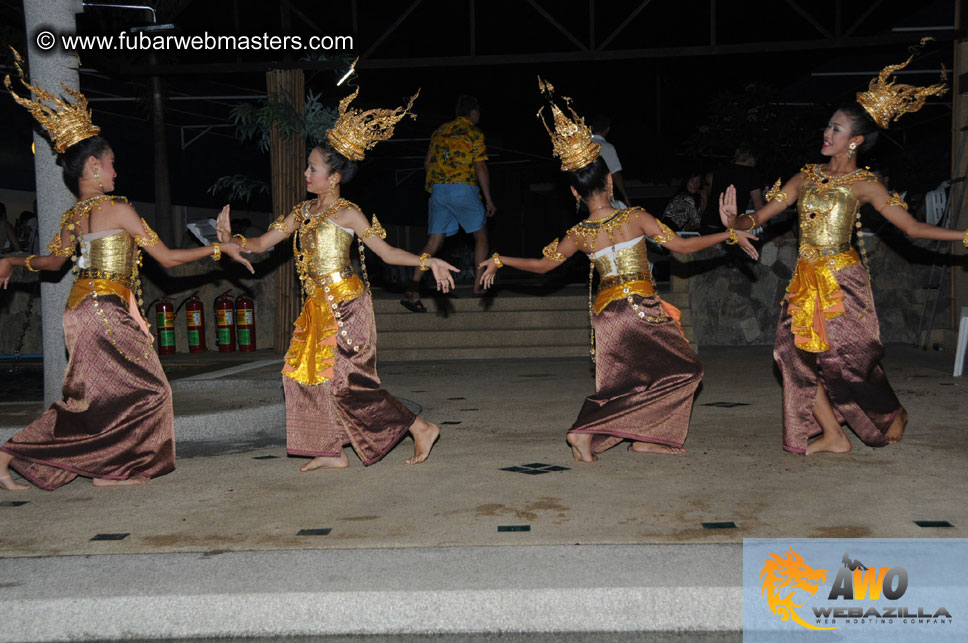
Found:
[1,295,174,490]
[774,262,901,453]
[568,295,703,454]
[284,292,416,465]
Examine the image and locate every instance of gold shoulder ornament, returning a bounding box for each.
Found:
[650,220,677,245]
[134,217,160,248]
[885,191,908,210]
[361,214,387,239]
[542,237,566,263]
[765,178,789,203]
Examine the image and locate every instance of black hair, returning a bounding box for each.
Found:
[836,103,880,154]
[565,156,610,200]
[591,114,610,135]
[455,94,479,117]
[312,140,358,184]
[677,171,703,195]
[59,136,111,196]
[734,144,757,164]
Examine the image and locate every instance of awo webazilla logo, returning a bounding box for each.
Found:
[760,547,953,630]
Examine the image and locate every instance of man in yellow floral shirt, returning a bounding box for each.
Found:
[402,95,496,311]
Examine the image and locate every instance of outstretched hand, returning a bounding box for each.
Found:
[216,205,232,244]
[719,185,738,229]
[221,241,254,274]
[429,258,459,293]
[734,229,760,261]
[478,257,499,290]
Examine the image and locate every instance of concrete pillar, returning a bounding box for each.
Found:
[22,0,85,406]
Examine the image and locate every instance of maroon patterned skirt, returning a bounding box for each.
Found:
[568,295,703,454]
[1,294,174,490]
[284,292,416,465]
[774,262,901,453]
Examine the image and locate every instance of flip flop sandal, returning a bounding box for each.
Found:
[400,298,427,313]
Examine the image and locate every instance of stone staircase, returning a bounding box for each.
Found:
[371,282,692,362]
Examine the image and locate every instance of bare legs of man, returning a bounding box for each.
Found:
[402,233,446,312]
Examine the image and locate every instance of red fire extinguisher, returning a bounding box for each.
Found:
[214,290,236,352]
[155,297,176,355]
[184,292,206,353]
[235,292,256,352]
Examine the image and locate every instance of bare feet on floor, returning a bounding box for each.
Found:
[406,419,440,465]
[629,442,685,454]
[300,453,350,471]
[566,433,597,463]
[0,474,29,491]
[806,430,851,455]
[92,475,149,487]
[885,407,907,444]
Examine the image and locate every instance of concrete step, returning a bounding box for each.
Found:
[375,309,590,332]
[379,344,592,362]
[377,327,589,350]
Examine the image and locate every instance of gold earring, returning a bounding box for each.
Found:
[329,177,338,192]
[847,142,857,159]
[92,165,103,189]
[575,195,581,212]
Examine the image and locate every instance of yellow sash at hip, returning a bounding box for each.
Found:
[282,269,364,385]
[785,245,859,353]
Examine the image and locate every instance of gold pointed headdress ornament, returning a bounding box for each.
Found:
[536,76,600,172]
[856,37,948,129]
[325,87,419,161]
[4,47,100,153]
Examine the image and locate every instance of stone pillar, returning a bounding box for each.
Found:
[22,0,85,406]
[951,34,968,337]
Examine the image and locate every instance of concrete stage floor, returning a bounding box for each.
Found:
[1,344,965,640]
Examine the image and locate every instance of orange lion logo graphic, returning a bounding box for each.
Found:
[761,548,837,631]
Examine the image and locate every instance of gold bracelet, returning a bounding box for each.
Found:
[232,233,247,249]
[418,252,431,271]
[725,229,739,245]
[743,213,757,229]
[212,242,221,261]
[24,255,39,272]
[492,252,504,269]
[962,229,968,249]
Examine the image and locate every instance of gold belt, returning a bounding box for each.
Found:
[76,268,136,289]
[312,266,355,288]
[599,272,653,291]
[594,277,656,315]
[798,242,852,262]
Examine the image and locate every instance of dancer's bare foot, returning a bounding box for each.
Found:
[566,433,597,463]
[629,442,685,454]
[0,474,29,491]
[406,419,440,465]
[806,430,851,455]
[92,475,149,487]
[300,453,350,471]
[885,407,907,444]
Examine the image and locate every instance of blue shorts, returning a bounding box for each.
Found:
[428,183,486,237]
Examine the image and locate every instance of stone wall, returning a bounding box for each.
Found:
[672,232,946,347]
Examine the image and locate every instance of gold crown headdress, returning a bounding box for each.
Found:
[4,47,100,153]
[325,87,419,161]
[856,38,948,129]
[536,76,600,172]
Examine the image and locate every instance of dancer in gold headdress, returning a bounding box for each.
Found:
[478,78,759,462]
[0,49,252,490]
[719,39,963,454]
[217,87,455,469]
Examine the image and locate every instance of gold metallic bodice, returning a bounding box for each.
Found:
[78,230,138,287]
[590,236,652,281]
[797,183,858,247]
[298,218,354,280]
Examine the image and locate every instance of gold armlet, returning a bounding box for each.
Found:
[765,178,788,204]
[742,213,758,229]
[212,243,221,261]
[542,238,566,263]
[725,229,739,245]
[268,213,292,234]
[418,252,431,271]
[24,255,39,272]
[651,220,677,245]
[962,229,968,249]
[886,191,908,210]
[134,217,160,248]
[232,233,248,248]
[492,252,504,269]
[361,214,387,239]
[47,232,74,257]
